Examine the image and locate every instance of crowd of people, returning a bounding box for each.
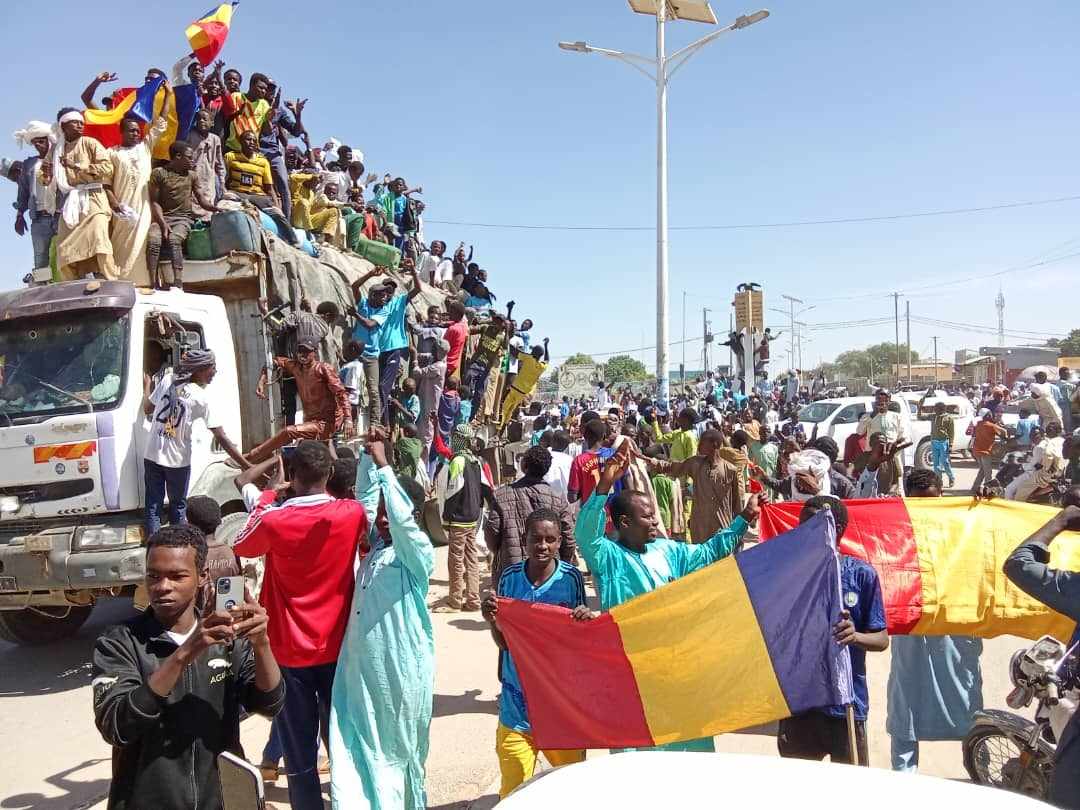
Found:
[30,33,1079,810]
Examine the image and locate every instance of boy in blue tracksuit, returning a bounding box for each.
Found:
[482,506,596,797]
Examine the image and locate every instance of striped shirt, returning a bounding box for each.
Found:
[225,151,273,196]
[224,92,271,152]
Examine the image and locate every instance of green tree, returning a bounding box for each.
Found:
[1050,329,1080,357]
[562,353,596,367]
[832,342,920,381]
[605,355,649,383]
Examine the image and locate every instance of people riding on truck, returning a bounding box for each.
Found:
[142,348,249,537]
[249,338,352,463]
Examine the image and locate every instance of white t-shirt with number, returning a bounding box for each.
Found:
[145,371,220,468]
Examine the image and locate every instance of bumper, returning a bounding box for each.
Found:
[0,512,145,607]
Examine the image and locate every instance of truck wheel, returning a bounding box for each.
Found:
[915,440,933,470]
[0,605,93,646]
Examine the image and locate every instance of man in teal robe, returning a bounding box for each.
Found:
[574,442,759,752]
[329,432,435,809]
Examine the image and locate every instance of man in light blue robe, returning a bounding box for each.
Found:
[329,433,435,809]
[887,468,983,772]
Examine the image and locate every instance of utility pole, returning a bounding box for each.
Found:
[681,290,686,392]
[702,307,711,374]
[893,292,901,388]
[905,300,911,384]
[782,294,803,381]
[933,336,940,385]
[996,286,1006,347]
[728,311,733,375]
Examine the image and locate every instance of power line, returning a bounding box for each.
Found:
[427,194,1080,233]
[805,246,1080,304]
[550,335,704,363]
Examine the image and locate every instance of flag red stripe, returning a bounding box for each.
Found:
[496,598,653,749]
[760,498,923,633]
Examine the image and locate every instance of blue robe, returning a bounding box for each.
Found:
[886,635,983,742]
[329,456,435,810]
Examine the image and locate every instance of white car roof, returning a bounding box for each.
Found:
[501,752,1045,809]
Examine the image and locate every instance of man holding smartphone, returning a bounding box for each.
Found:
[92,524,284,810]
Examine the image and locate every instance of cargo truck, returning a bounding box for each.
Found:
[0,226,445,644]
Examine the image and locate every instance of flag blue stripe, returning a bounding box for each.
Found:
[128,76,166,123]
[735,510,854,714]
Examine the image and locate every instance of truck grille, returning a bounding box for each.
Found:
[0,479,94,504]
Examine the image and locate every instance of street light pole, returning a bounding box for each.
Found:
[655,7,669,405]
[558,7,770,407]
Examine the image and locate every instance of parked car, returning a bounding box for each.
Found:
[797,396,917,468]
[894,391,977,469]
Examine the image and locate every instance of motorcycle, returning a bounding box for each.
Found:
[962,635,1079,800]
[990,450,1069,506]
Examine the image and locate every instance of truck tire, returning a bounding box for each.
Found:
[0,605,93,646]
[915,439,933,470]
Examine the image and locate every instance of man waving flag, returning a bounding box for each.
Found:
[494,508,854,750]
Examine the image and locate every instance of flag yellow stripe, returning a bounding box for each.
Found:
[907,498,1080,639]
[611,557,788,744]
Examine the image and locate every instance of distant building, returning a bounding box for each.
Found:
[979,345,1059,386]
[891,362,955,385]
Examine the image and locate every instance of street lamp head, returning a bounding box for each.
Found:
[733,9,770,29]
[558,40,589,53]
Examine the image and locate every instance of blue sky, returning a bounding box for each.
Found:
[3,1,1078,373]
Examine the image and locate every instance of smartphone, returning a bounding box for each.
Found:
[218,751,265,810]
[215,576,245,615]
[281,444,297,480]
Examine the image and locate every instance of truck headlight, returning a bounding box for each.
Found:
[74,525,143,551]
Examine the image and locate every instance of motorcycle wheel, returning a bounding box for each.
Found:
[963,726,1050,799]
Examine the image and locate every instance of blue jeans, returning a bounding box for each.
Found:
[462,361,492,417]
[931,439,955,484]
[279,662,337,810]
[30,211,57,269]
[267,153,292,221]
[261,705,330,766]
[143,459,190,537]
[378,348,409,425]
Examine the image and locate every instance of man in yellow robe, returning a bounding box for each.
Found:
[499,341,549,428]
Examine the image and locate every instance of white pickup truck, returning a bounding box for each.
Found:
[0,230,446,645]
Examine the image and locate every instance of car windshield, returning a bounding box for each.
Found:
[0,313,129,419]
[799,402,840,423]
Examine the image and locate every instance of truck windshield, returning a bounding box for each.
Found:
[0,313,129,419]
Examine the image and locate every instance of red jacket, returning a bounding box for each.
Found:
[234,490,367,667]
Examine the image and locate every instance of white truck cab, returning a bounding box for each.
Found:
[0,281,253,644]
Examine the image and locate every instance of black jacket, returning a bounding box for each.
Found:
[92,610,285,810]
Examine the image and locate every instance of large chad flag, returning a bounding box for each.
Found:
[761,498,1080,640]
[187,3,238,66]
[496,512,853,750]
[83,77,201,160]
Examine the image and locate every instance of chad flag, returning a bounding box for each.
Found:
[496,512,853,750]
[84,77,201,160]
[187,3,238,66]
[761,498,1080,640]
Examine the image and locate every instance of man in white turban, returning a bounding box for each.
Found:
[12,120,57,271]
[47,108,117,281]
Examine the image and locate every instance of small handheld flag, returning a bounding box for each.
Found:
[186,3,238,67]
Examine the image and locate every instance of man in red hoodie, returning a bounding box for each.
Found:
[234,441,367,810]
